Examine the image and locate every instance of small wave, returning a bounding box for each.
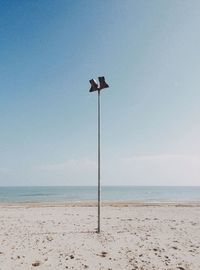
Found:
[20,193,51,197]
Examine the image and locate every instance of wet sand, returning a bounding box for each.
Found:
[0,202,200,269]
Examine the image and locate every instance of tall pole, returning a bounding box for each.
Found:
[97,90,101,233]
[89,76,109,234]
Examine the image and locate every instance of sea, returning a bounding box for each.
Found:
[0,186,200,203]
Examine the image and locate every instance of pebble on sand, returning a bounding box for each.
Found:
[32,261,41,267]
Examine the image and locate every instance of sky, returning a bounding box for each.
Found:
[0,0,200,186]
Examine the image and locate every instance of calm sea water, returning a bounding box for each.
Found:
[0,186,200,203]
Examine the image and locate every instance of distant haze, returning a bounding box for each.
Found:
[0,1,200,186]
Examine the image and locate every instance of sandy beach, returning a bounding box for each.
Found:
[0,202,200,270]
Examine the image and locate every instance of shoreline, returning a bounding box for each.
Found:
[1,200,200,208]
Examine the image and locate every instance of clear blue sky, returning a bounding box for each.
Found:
[1,0,200,186]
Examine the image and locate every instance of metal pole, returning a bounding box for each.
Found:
[97,90,101,233]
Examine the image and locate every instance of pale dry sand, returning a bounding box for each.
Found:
[0,202,200,270]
